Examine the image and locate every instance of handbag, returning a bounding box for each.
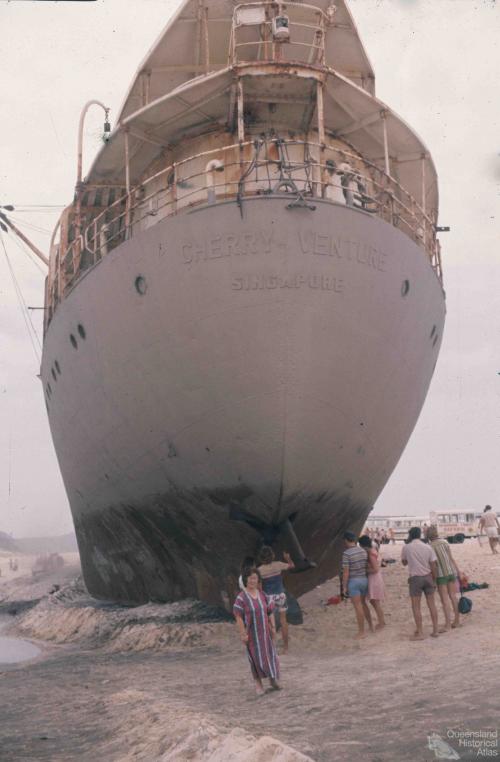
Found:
[458,594,472,614]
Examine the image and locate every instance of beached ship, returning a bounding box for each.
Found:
[40,0,445,605]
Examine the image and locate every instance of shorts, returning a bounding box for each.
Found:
[347,577,368,598]
[267,592,287,612]
[409,574,436,597]
[436,574,456,586]
[485,527,498,538]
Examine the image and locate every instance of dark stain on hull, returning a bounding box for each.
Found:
[74,489,370,606]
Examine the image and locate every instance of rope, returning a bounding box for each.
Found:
[7,213,52,236]
[237,139,263,218]
[7,227,46,276]
[0,234,42,364]
[12,205,65,210]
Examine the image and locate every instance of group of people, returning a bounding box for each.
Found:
[234,507,497,695]
[342,525,462,641]
[366,527,395,546]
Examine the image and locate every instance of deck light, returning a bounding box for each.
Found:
[103,115,111,143]
[272,15,290,42]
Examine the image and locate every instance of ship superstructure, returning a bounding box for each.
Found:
[41,1,445,604]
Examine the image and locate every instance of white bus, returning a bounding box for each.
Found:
[429,511,479,543]
[364,515,427,542]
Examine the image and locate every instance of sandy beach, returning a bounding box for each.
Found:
[1,540,499,761]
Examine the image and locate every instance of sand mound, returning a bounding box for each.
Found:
[12,577,232,653]
[100,689,314,762]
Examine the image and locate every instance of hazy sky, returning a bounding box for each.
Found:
[0,0,499,538]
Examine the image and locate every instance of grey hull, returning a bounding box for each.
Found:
[41,197,445,605]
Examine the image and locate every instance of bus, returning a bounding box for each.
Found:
[364,515,427,542]
[429,511,479,544]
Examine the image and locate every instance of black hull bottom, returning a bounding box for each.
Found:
[74,492,369,606]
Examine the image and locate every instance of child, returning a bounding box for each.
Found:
[257,546,294,653]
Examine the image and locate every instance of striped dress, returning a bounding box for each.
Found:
[233,590,280,680]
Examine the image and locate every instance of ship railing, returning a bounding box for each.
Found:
[53,138,442,318]
[229,3,327,67]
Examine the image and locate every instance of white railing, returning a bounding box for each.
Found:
[45,137,443,329]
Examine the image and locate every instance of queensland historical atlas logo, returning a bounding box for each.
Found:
[428,729,499,759]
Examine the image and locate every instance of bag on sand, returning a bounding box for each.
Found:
[285,591,303,625]
[458,594,472,615]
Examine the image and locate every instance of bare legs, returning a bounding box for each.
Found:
[488,537,499,554]
[410,596,424,639]
[369,599,386,628]
[279,610,289,654]
[410,593,439,639]
[437,584,452,629]
[254,678,264,696]
[351,595,374,638]
[447,580,460,626]
[437,581,460,629]
[426,593,439,636]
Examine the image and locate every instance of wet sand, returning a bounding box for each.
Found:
[0,541,499,761]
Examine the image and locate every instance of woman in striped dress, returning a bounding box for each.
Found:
[428,525,461,630]
[233,567,280,695]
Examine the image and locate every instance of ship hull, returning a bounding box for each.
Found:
[42,197,445,605]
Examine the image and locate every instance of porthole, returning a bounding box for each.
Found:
[55,360,61,375]
[135,275,147,295]
[70,334,77,349]
[430,325,436,339]
[401,279,410,297]
[77,324,86,339]
[51,368,57,381]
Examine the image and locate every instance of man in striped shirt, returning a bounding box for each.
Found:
[342,531,373,639]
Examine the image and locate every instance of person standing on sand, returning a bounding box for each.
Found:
[401,526,440,640]
[478,505,500,555]
[358,535,386,629]
[427,525,460,630]
[342,531,374,639]
[233,568,281,696]
[257,546,294,654]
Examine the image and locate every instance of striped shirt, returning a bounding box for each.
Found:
[431,539,455,578]
[342,546,368,578]
[431,539,456,577]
